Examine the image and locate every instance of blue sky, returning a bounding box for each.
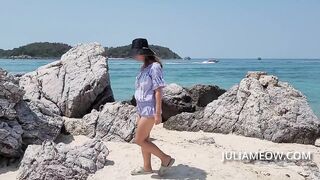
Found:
[0,0,319,58]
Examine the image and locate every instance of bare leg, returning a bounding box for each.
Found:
[135,116,171,168]
[136,116,152,171]
[141,135,152,171]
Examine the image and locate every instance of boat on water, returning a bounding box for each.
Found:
[184,57,191,60]
[257,57,262,60]
[202,59,219,64]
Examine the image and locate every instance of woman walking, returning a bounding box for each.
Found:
[130,38,174,176]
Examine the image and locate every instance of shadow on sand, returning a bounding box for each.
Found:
[151,164,207,180]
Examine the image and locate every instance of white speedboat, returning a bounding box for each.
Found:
[202,59,219,64]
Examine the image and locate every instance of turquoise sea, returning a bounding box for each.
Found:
[1,58,319,117]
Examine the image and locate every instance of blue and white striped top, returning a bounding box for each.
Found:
[135,62,165,103]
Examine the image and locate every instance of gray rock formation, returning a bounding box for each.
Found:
[188,84,226,108]
[0,121,23,158]
[1,68,63,158]
[64,102,137,142]
[15,100,63,145]
[18,139,108,180]
[162,83,195,121]
[165,72,320,144]
[164,111,203,132]
[315,138,320,147]
[0,69,24,119]
[19,43,114,118]
[94,102,136,142]
[63,112,97,138]
[0,69,24,157]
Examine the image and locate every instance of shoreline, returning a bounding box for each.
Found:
[1,58,319,118]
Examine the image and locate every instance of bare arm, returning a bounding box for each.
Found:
[154,88,162,125]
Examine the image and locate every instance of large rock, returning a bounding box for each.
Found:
[64,102,137,142]
[94,102,136,142]
[15,100,63,145]
[162,83,195,121]
[188,84,226,108]
[18,139,108,180]
[0,69,24,119]
[19,43,114,118]
[164,111,203,132]
[0,121,23,158]
[0,69,24,157]
[63,112,98,138]
[315,138,320,147]
[1,68,63,158]
[166,72,320,144]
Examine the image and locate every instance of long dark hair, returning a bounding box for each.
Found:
[143,55,163,68]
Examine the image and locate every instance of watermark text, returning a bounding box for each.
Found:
[222,151,312,162]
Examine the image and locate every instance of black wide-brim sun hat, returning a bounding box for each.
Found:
[130,38,155,57]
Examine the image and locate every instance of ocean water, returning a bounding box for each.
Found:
[1,58,319,117]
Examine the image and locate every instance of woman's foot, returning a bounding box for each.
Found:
[161,155,172,166]
[159,157,175,176]
[131,167,153,176]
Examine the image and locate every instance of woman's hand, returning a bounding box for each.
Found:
[154,113,162,125]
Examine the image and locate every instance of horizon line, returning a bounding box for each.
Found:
[1,41,319,60]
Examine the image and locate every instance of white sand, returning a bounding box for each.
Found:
[1,125,319,180]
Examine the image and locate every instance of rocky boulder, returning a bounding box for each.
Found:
[18,139,108,180]
[15,100,63,145]
[19,43,114,118]
[0,69,24,157]
[162,83,195,121]
[164,111,204,132]
[188,84,226,108]
[315,138,320,147]
[0,69,24,119]
[1,68,63,158]
[63,112,98,138]
[0,121,23,157]
[166,72,320,144]
[64,102,137,142]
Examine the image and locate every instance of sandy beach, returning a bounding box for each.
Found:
[1,125,319,180]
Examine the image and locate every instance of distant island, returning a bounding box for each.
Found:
[106,45,181,59]
[0,42,181,59]
[0,42,72,59]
